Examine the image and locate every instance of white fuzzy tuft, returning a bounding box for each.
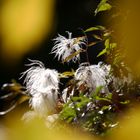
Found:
[21,59,59,117]
[75,62,111,93]
[51,31,86,63]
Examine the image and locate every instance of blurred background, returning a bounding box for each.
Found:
[0,0,105,87]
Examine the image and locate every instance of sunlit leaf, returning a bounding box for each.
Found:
[72,96,90,109]
[120,100,130,105]
[95,0,112,15]
[97,39,110,57]
[101,105,111,111]
[85,26,106,32]
[92,34,103,40]
[60,102,77,123]
[60,70,75,78]
[97,49,107,57]
[95,96,112,103]
[103,32,111,37]
[105,38,110,49]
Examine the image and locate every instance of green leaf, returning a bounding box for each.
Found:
[97,49,107,57]
[97,39,117,57]
[95,0,112,15]
[85,26,105,32]
[101,105,111,111]
[105,93,112,100]
[72,96,90,109]
[97,39,110,57]
[103,32,111,37]
[59,70,75,78]
[105,39,110,49]
[120,100,130,105]
[92,34,103,40]
[95,96,112,103]
[60,103,77,123]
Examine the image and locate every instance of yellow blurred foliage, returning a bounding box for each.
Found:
[0,0,54,63]
[3,107,140,140]
[110,107,140,140]
[117,0,140,75]
[4,116,98,140]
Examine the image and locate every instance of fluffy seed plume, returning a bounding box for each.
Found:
[75,62,111,93]
[21,59,59,117]
[51,31,86,63]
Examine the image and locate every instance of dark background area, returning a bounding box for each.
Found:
[0,0,106,87]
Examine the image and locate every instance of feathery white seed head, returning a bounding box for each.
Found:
[51,31,86,63]
[30,86,58,117]
[21,59,59,117]
[75,62,111,93]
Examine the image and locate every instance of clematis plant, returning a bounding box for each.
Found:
[0,0,140,137]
